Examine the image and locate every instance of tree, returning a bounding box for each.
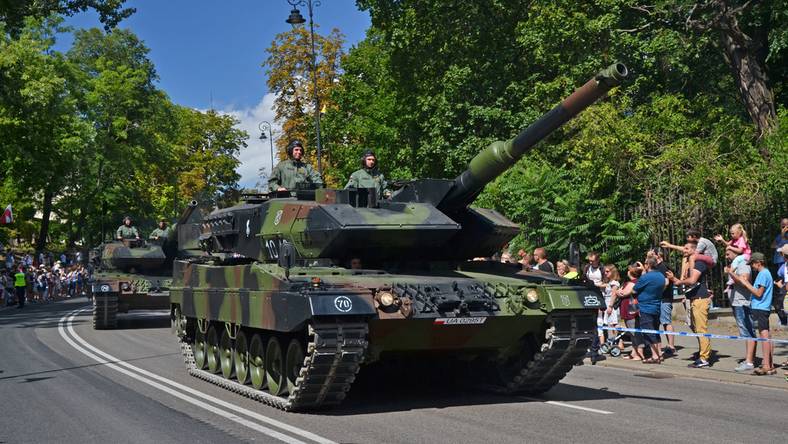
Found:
[0,17,92,252]
[263,24,344,184]
[171,107,246,210]
[623,0,785,146]
[330,0,787,263]
[1,18,248,248]
[65,27,171,242]
[0,0,134,34]
[322,30,404,182]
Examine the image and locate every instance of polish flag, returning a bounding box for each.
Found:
[1,205,12,224]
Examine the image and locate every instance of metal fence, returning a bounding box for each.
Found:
[627,191,786,308]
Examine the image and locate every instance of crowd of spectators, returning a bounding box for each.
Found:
[1,248,90,308]
[496,218,788,377]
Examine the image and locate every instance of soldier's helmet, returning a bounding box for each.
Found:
[361,150,376,168]
[123,216,132,223]
[287,140,304,158]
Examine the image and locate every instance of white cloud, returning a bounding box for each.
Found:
[219,93,281,190]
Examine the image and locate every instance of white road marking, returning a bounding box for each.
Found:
[520,397,614,415]
[59,308,337,444]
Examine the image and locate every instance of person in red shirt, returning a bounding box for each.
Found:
[609,264,644,360]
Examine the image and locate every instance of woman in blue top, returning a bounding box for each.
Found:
[632,257,668,363]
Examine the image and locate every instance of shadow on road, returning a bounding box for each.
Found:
[0,298,90,329]
[114,311,171,330]
[0,300,170,331]
[319,361,681,416]
[0,351,181,383]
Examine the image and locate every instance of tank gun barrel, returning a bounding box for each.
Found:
[439,63,628,210]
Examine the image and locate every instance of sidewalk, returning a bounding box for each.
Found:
[589,313,788,391]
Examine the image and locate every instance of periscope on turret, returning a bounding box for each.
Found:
[169,63,628,411]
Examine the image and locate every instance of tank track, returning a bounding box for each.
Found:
[488,313,594,395]
[93,294,118,329]
[179,321,368,411]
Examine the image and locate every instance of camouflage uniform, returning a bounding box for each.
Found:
[268,159,323,191]
[345,168,387,199]
[116,225,139,239]
[149,227,170,240]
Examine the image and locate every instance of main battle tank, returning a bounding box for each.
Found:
[91,236,175,329]
[170,63,628,411]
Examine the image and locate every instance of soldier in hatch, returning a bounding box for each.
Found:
[345,150,388,199]
[149,218,170,242]
[116,216,140,240]
[268,140,324,192]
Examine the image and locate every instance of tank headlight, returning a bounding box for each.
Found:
[379,292,394,307]
[120,282,131,292]
[526,289,540,304]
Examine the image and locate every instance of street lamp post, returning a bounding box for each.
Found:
[258,121,275,175]
[285,0,324,175]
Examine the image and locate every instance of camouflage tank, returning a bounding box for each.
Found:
[91,235,175,329]
[170,63,628,411]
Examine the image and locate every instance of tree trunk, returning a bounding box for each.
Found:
[67,207,86,249]
[717,15,776,152]
[35,188,53,254]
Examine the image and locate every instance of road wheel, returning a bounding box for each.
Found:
[193,326,207,370]
[265,336,285,396]
[219,326,234,379]
[234,330,250,385]
[249,334,266,390]
[285,338,305,395]
[206,325,221,374]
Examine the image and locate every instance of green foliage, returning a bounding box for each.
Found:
[0,18,245,248]
[330,0,787,263]
[476,160,650,267]
[0,0,134,34]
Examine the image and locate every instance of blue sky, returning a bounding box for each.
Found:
[58,0,371,187]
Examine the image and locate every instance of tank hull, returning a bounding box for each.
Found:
[169,260,600,410]
[91,272,171,329]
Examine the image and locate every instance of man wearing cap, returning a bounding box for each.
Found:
[149,219,170,242]
[268,140,324,192]
[345,150,387,199]
[116,216,140,240]
[729,252,775,375]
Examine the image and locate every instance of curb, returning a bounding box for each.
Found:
[588,357,788,391]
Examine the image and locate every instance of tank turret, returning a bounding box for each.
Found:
[96,239,167,272]
[191,63,628,264]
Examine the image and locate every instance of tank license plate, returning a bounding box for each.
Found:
[433,317,487,325]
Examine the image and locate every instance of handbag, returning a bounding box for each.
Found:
[627,296,639,316]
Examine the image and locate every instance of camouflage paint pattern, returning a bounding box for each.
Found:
[99,241,166,272]
[92,240,173,312]
[170,260,603,361]
[169,64,627,406]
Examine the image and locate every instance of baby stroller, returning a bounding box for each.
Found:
[599,330,626,357]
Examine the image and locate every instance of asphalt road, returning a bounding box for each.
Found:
[2,298,786,444]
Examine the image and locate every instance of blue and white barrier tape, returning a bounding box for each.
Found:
[600,326,788,345]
